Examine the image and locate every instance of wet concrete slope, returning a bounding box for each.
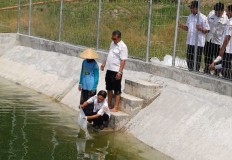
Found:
[126,74,232,160]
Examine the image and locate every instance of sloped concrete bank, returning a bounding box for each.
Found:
[0,34,106,110]
[1,33,232,159]
[125,72,232,160]
[18,34,232,97]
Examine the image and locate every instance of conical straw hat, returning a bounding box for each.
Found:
[79,48,99,59]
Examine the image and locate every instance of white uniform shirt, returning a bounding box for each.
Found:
[87,95,111,117]
[206,10,228,45]
[224,18,232,54]
[106,40,128,72]
[186,13,210,47]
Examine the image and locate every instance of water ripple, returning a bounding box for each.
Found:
[8,107,17,160]
[21,111,28,160]
[51,127,59,160]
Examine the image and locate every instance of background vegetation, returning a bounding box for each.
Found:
[0,0,231,60]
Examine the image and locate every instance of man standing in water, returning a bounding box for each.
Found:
[79,48,99,116]
[101,30,128,112]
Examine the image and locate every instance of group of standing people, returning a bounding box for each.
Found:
[77,1,232,129]
[179,1,232,79]
[78,30,128,130]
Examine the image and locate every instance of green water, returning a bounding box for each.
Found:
[0,77,172,160]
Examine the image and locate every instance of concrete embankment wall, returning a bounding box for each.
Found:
[1,33,232,159]
[125,72,232,160]
[18,34,232,97]
[0,33,106,110]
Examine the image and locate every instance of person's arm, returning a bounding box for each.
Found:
[101,43,112,71]
[209,35,231,69]
[196,23,209,34]
[80,101,89,109]
[80,96,94,108]
[101,57,107,71]
[178,22,188,31]
[196,16,210,34]
[86,114,101,120]
[116,46,128,80]
[92,63,99,92]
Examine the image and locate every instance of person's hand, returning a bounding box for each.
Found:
[196,24,202,31]
[83,116,88,120]
[79,104,83,109]
[178,21,183,28]
[78,85,82,91]
[209,62,215,70]
[101,64,105,71]
[90,90,96,96]
[102,106,107,112]
[115,73,122,80]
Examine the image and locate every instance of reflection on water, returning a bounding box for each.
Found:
[0,77,172,160]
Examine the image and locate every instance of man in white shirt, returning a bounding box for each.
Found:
[101,30,128,112]
[179,0,210,71]
[80,90,110,130]
[210,5,232,79]
[204,2,228,74]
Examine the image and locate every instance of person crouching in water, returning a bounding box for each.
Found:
[79,48,99,116]
[80,90,110,130]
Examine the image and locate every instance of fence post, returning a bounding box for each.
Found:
[172,0,181,67]
[193,0,201,71]
[17,0,21,33]
[58,0,64,41]
[96,0,102,49]
[146,0,153,63]
[28,0,32,36]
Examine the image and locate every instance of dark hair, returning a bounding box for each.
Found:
[214,2,224,11]
[97,90,107,98]
[189,1,198,8]
[228,4,232,11]
[112,30,121,38]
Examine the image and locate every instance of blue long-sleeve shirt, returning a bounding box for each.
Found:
[79,60,99,91]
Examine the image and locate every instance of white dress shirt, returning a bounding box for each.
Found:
[106,40,128,72]
[186,13,210,47]
[224,18,232,54]
[87,95,111,117]
[206,10,228,45]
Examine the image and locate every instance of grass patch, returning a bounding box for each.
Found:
[2,0,230,60]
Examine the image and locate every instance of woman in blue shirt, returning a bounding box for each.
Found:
[79,48,99,116]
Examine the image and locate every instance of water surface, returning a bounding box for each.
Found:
[0,77,172,160]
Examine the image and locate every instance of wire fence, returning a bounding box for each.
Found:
[176,0,232,80]
[0,0,232,80]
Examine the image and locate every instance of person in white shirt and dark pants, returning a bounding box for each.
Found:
[80,90,111,130]
[179,0,210,71]
[101,30,128,112]
[204,2,228,75]
[210,5,232,79]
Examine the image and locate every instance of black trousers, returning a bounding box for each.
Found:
[80,90,96,116]
[187,45,203,71]
[92,113,109,126]
[204,41,220,74]
[105,70,122,95]
[222,52,232,79]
